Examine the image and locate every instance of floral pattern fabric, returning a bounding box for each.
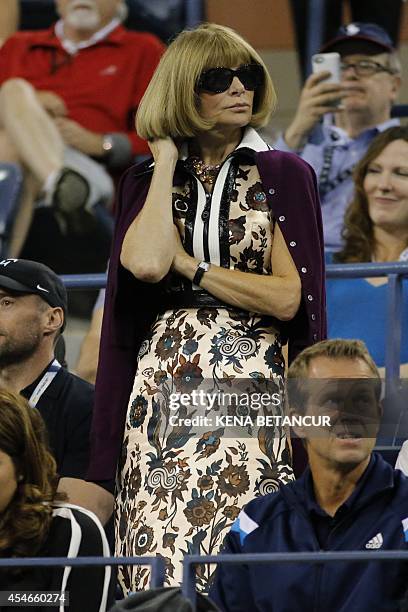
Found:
[115,158,294,592]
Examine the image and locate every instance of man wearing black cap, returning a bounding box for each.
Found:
[0,257,113,523]
[275,22,401,252]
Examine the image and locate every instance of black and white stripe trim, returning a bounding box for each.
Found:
[182,128,271,271]
[51,503,111,612]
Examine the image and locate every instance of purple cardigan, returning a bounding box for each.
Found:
[87,150,327,483]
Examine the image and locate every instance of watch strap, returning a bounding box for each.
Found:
[193,261,210,286]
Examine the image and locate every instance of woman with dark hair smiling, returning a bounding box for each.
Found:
[0,389,111,612]
[327,126,408,373]
[88,22,326,591]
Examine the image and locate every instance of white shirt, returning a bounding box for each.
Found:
[395,440,408,476]
[55,17,121,55]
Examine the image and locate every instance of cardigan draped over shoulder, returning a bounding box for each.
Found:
[87,149,326,483]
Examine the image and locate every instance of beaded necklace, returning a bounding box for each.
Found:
[187,157,221,185]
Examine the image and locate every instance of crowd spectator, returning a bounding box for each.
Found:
[0,388,112,611]
[88,22,326,591]
[210,339,408,612]
[274,22,401,252]
[326,126,408,375]
[290,2,403,81]
[0,258,112,524]
[11,0,184,43]
[0,0,164,260]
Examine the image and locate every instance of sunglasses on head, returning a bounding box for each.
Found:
[197,63,264,93]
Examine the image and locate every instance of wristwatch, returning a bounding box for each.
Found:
[193,261,211,286]
[102,134,114,158]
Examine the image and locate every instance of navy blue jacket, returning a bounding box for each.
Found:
[210,453,408,612]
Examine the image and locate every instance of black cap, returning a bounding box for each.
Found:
[0,259,67,315]
[320,22,395,55]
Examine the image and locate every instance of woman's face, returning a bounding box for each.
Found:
[0,450,18,513]
[364,139,408,232]
[198,65,255,131]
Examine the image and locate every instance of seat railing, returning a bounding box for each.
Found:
[1,551,407,610]
[0,557,164,588]
[61,260,408,390]
[182,550,408,608]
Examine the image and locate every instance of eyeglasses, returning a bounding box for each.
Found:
[197,64,264,93]
[340,59,395,77]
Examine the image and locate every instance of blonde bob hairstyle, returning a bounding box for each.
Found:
[136,23,277,140]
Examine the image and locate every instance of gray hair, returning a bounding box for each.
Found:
[388,51,402,75]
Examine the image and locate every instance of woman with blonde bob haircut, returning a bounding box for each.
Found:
[89,22,326,592]
[0,390,112,611]
[137,23,276,139]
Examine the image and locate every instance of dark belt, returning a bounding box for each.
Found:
[162,289,232,310]
[161,290,283,337]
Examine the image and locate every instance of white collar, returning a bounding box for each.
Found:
[55,17,121,55]
[235,126,271,152]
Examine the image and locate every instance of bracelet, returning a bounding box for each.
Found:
[193,261,211,286]
[102,134,114,160]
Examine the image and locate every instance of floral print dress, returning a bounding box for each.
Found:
[116,129,295,593]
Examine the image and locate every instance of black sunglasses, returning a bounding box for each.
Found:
[197,64,264,93]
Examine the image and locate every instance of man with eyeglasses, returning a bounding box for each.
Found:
[275,23,401,252]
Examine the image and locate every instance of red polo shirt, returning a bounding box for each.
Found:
[0,25,164,155]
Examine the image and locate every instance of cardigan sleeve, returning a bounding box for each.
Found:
[87,163,165,484]
[256,150,327,363]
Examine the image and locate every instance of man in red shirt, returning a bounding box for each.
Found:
[0,0,164,255]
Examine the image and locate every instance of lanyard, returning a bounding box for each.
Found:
[319,144,355,197]
[29,359,61,408]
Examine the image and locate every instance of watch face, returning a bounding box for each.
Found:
[103,136,113,152]
[200,262,210,271]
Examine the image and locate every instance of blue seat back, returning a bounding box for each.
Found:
[0,163,23,256]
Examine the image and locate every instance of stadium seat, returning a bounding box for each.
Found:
[0,162,23,257]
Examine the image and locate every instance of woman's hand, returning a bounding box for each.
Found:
[172,224,301,320]
[148,137,179,165]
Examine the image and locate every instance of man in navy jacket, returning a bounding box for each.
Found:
[210,339,408,612]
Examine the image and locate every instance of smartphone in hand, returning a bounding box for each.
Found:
[311,52,341,107]
[311,52,341,83]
